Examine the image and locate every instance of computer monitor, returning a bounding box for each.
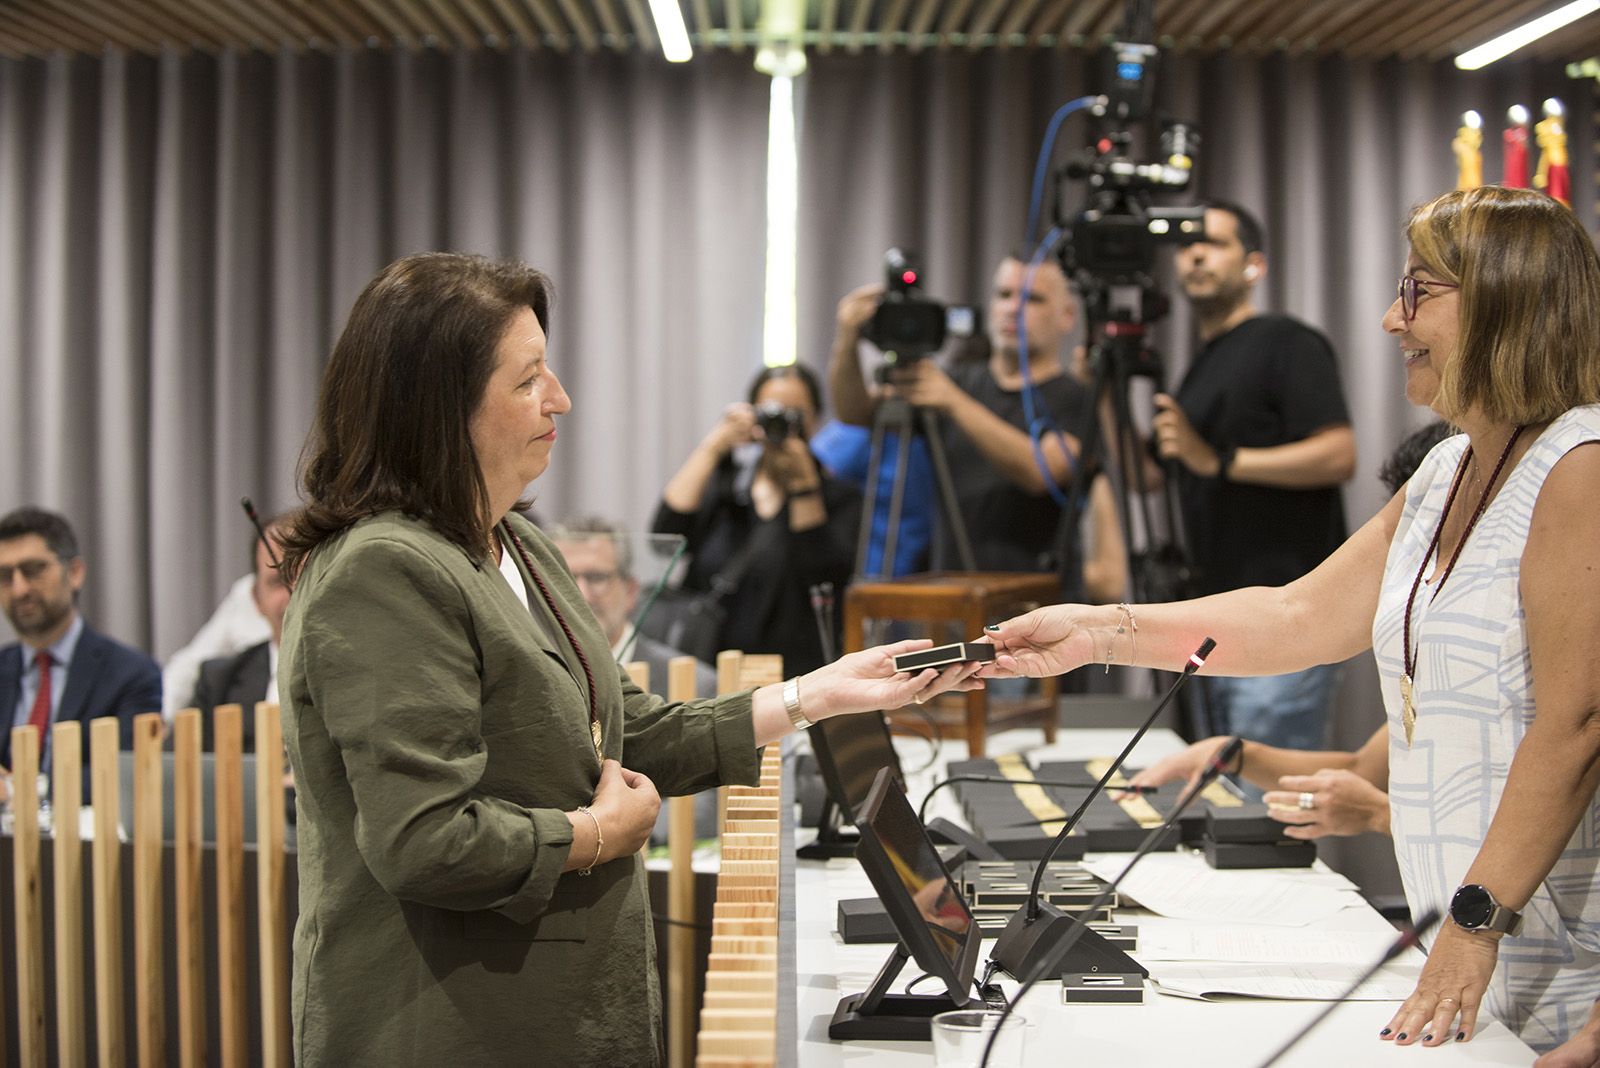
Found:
[116,752,262,845]
[829,766,979,1040]
[809,712,903,822]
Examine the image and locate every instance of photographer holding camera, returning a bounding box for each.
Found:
[654,363,860,674]
[829,254,1095,589]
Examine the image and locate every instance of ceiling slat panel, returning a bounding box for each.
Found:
[1349,0,1518,61]
[1,1,134,54]
[520,0,572,49]
[997,0,1046,39]
[0,6,84,54]
[1219,0,1280,45]
[726,0,745,52]
[1249,0,1332,49]
[52,0,172,52]
[1522,16,1600,59]
[905,0,940,49]
[1088,0,1128,40]
[586,0,627,48]
[1418,0,1576,61]
[222,0,305,49]
[136,0,226,51]
[246,0,330,47]
[692,0,716,43]
[619,0,655,49]
[183,0,275,50]
[348,0,421,47]
[308,0,375,44]
[279,0,365,45]
[1186,0,1253,44]
[877,0,914,52]
[1057,0,1110,40]
[966,0,1010,45]
[936,0,977,41]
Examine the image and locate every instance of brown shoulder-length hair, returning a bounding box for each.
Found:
[280,253,552,579]
[1406,186,1600,425]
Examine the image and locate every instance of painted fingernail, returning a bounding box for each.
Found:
[985,623,1001,632]
[1456,1031,1466,1042]
[1422,1034,1432,1043]
[1396,1033,1407,1041]
[1379,1028,1391,1037]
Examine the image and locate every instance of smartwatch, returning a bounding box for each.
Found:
[1449,883,1523,936]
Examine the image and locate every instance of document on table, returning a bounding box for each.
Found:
[1082,852,1354,926]
[1148,962,1422,1001]
[1134,921,1397,964]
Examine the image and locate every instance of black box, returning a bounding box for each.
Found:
[1061,972,1145,1004]
[1202,838,1317,869]
[1205,801,1295,844]
[837,896,899,943]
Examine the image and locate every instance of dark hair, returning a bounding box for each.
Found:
[746,361,824,415]
[1378,421,1454,495]
[0,507,81,562]
[1205,200,1266,257]
[280,253,552,579]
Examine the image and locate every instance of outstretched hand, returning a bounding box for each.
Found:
[806,639,985,721]
[976,606,1095,679]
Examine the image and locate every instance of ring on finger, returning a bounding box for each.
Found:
[1297,791,1316,811]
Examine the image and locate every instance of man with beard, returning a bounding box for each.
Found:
[1151,201,1356,750]
[0,507,161,773]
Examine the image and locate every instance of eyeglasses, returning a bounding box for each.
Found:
[1398,275,1460,322]
[0,559,56,586]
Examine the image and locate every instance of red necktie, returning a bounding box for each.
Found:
[27,648,52,737]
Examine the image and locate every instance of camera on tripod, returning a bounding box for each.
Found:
[859,248,977,361]
[755,402,806,444]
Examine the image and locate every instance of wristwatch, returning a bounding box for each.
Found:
[1449,883,1523,936]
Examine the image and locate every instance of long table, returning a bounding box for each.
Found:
[790,728,1538,1066]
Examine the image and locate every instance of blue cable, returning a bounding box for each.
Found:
[1014,230,1081,509]
[1025,95,1100,249]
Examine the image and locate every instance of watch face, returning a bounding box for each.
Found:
[1451,884,1495,928]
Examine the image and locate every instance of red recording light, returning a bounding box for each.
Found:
[1097,138,1112,154]
[902,270,917,285]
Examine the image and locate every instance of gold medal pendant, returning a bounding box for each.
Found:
[1400,674,1415,747]
[591,719,604,759]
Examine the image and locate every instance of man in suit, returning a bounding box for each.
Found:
[0,507,161,774]
[192,516,290,751]
[550,516,717,699]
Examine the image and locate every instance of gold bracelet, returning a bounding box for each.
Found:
[575,805,603,876]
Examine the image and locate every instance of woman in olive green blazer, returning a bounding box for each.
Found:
[277,253,979,1067]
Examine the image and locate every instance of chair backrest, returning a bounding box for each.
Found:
[116,750,261,844]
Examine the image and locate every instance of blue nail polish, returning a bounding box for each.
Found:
[1422,1034,1432,1043]
[1379,1029,1391,1037]
[1456,1031,1466,1042]
[1396,1033,1407,1041]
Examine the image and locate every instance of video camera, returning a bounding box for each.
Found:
[859,249,977,361]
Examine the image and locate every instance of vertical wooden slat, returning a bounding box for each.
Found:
[212,705,248,1068]
[172,710,207,1066]
[624,660,650,692]
[90,718,125,1068]
[255,703,291,1068]
[131,712,165,1068]
[52,720,87,1068]
[666,656,699,1068]
[11,725,46,1067]
[714,650,742,831]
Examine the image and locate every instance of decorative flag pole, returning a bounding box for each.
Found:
[1453,110,1483,190]
[1534,97,1571,206]
[1504,104,1530,188]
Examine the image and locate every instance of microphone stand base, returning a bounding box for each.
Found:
[988,900,1148,983]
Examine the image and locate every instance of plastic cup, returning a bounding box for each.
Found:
[930,1009,1028,1068]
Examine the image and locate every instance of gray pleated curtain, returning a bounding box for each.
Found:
[0,47,771,656]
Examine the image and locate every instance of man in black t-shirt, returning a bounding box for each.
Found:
[829,255,1095,589]
[1152,201,1356,751]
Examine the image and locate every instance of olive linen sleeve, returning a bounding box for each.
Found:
[296,536,574,924]
[616,670,763,797]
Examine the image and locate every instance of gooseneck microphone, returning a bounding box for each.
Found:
[1254,909,1442,1068]
[979,736,1242,1068]
[240,497,286,575]
[988,638,1216,982]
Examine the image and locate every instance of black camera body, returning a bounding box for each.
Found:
[860,248,977,359]
[756,402,806,444]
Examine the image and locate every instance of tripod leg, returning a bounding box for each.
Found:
[880,405,915,580]
[856,415,892,579]
[918,407,978,572]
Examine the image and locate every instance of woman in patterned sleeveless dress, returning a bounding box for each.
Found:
[980,186,1600,1058]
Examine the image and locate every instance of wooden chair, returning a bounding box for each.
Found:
[843,571,1061,757]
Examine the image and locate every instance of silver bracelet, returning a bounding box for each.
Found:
[782,677,812,731]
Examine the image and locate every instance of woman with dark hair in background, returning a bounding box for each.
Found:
[654,362,861,674]
[983,186,1600,1055]
[277,255,977,1067]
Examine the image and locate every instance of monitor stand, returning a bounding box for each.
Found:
[829,943,967,1042]
[796,795,860,860]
